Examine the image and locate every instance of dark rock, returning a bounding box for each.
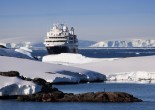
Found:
[93,92,142,102]
[18,75,26,80]
[17,95,32,101]
[0,95,18,100]
[33,78,47,86]
[17,91,65,102]
[0,71,20,77]
[58,92,142,102]
[17,75,33,81]
[16,91,142,102]
[42,93,53,102]
[79,92,96,102]
[32,78,54,93]
[25,78,32,81]
[0,45,6,48]
[45,72,56,74]
[59,93,76,102]
[34,94,43,102]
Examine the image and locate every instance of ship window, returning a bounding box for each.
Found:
[69,41,73,43]
[49,37,65,39]
[46,40,65,42]
[69,37,73,40]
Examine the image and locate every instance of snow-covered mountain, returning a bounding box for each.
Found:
[0,40,96,49]
[3,39,155,48]
[1,42,45,49]
[90,39,155,48]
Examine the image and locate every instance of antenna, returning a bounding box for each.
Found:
[60,23,64,30]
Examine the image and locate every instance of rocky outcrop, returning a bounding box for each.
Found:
[0,71,143,102]
[0,71,20,77]
[17,91,142,102]
[0,45,6,48]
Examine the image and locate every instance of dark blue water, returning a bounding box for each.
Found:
[54,83,155,102]
[32,48,155,60]
[0,83,155,110]
[1,100,154,110]
[79,48,155,58]
[0,100,154,110]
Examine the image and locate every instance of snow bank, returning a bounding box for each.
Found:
[42,53,117,64]
[0,76,41,96]
[73,55,155,74]
[0,56,106,95]
[43,53,93,64]
[0,56,106,84]
[72,55,155,83]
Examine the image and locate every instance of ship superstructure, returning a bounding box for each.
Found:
[44,24,78,54]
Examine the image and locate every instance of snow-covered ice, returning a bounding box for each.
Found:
[0,47,34,60]
[1,51,155,96]
[0,55,106,95]
[0,56,106,83]
[73,55,155,83]
[107,71,155,83]
[0,76,41,96]
[15,47,33,58]
[42,53,117,64]
[42,53,155,83]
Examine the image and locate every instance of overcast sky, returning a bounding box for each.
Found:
[0,0,155,42]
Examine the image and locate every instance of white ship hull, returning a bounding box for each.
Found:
[44,24,78,54]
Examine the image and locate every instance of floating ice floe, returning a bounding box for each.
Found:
[42,53,117,64]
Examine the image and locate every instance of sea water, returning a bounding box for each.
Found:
[0,83,155,110]
[32,48,155,60]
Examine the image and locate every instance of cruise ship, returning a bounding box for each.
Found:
[44,24,78,54]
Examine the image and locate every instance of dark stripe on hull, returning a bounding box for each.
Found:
[46,46,70,54]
